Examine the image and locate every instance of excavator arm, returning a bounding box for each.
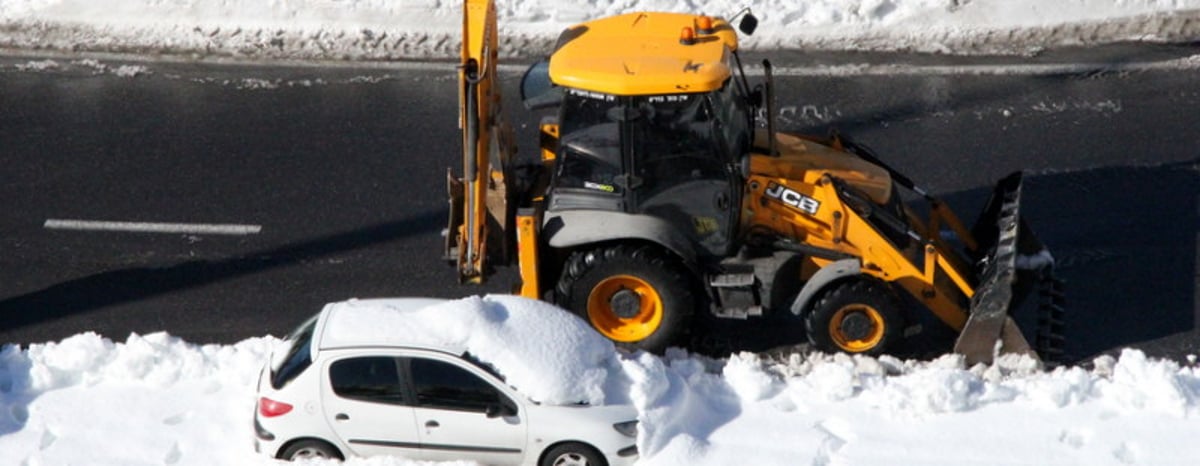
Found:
[446,0,517,283]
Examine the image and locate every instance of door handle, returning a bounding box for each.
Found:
[335,413,350,421]
[425,420,440,428]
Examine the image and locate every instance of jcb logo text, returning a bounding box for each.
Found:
[764,182,820,215]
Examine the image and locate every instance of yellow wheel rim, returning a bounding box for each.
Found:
[586,275,663,342]
[828,304,886,352]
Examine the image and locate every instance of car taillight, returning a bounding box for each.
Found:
[258,397,294,418]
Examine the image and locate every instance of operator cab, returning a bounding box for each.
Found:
[553,87,752,257]
[520,11,761,259]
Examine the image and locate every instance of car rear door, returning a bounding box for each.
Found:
[407,355,528,465]
[320,355,423,458]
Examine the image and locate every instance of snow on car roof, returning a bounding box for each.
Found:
[319,297,454,350]
[319,295,622,405]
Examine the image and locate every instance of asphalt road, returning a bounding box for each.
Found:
[2,46,1199,364]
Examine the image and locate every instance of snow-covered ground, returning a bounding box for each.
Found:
[2,296,1199,466]
[1,0,1200,60]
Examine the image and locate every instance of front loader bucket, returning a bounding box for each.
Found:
[953,172,1062,366]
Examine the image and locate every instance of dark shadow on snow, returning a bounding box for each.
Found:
[0,346,34,438]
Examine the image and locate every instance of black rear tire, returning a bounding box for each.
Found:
[556,244,693,353]
[805,280,905,356]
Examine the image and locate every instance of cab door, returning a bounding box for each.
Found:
[633,93,741,258]
[320,355,423,458]
[407,356,527,465]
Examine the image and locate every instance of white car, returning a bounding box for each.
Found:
[253,297,639,466]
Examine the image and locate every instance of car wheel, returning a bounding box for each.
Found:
[541,442,607,466]
[279,439,343,461]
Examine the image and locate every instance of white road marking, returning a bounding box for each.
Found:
[44,219,262,235]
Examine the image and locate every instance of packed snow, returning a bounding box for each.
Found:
[2,0,1200,59]
[2,296,1199,465]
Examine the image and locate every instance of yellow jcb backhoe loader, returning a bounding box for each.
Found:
[446,0,1065,366]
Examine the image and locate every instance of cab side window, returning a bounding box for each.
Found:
[410,358,510,413]
[329,357,407,405]
[556,94,624,195]
[711,79,751,159]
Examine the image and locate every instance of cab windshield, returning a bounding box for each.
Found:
[555,90,725,195]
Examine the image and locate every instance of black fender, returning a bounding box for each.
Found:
[789,258,862,317]
[543,210,699,268]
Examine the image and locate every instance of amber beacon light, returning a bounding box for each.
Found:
[679,26,696,45]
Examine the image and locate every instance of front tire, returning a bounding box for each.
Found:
[557,244,693,353]
[540,442,607,466]
[805,280,905,356]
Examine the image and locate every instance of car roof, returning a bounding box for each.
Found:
[314,297,459,353]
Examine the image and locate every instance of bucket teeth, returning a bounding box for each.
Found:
[956,171,1065,367]
[1036,276,1067,367]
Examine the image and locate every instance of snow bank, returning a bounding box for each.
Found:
[2,1,1200,60]
[628,349,1200,465]
[3,298,1200,465]
[0,332,276,465]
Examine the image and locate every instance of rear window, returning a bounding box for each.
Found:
[271,315,318,389]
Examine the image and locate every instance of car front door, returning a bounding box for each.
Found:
[320,355,423,458]
[408,356,527,465]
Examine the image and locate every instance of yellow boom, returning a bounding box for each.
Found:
[447,0,515,283]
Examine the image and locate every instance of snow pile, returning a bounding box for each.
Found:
[632,350,1200,465]
[3,297,1200,465]
[322,295,624,406]
[1,0,1200,60]
[0,332,276,465]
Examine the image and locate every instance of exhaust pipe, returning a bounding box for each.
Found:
[762,59,778,157]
